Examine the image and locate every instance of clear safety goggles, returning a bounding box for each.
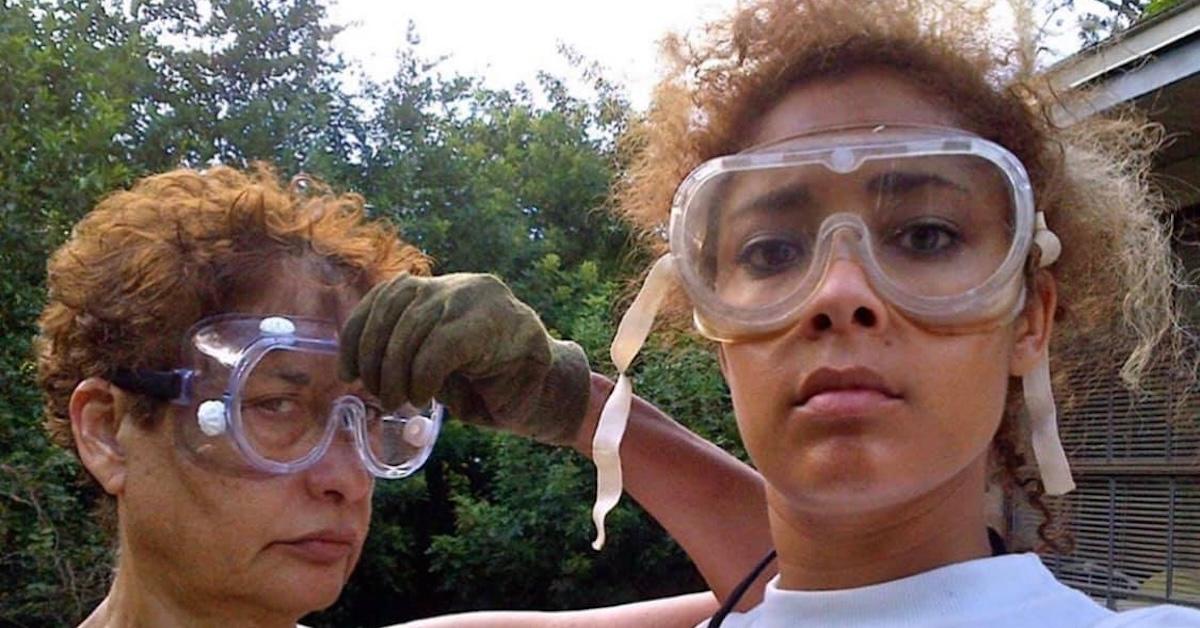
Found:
[586,126,1072,551]
[111,314,442,479]
[672,125,1044,339]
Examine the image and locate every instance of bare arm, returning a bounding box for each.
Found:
[397,377,771,627]
[393,591,718,628]
[573,373,774,610]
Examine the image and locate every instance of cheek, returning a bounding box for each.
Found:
[721,344,794,455]
[909,332,1014,458]
[121,431,288,572]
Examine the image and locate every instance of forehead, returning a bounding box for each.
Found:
[748,68,968,147]
[224,261,369,326]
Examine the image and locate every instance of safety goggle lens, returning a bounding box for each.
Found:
[683,154,1016,311]
[240,349,339,464]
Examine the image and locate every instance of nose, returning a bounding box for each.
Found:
[303,421,373,504]
[796,235,890,339]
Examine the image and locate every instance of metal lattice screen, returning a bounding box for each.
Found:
[1011,347,1200,610]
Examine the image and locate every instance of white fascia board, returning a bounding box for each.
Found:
[1046,2,1200,92]
[1051,37,1200,125]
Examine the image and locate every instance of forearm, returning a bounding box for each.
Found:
[577,373,774,609]
[393,591,717,628]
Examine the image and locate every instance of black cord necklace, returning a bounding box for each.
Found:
[707,528,1008,627]
[707,549,777,628]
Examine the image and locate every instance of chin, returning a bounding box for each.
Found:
[767,441,925,511]
[268,563,353,616]
[783,452,978,521]
[780,473,886,510]
[273,586,344,620]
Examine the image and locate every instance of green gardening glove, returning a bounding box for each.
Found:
[337,272,592,445]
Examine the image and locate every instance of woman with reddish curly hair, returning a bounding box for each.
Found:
[38,165,436,626]
[37,164,770,627]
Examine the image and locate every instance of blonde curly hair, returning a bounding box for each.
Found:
[616,0,1190,551]
[37,164,430,461]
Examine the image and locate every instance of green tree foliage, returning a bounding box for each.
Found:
[1,3,153,623]
[353,52,630,282]
[0,2,745,626]
[128,0,364,172]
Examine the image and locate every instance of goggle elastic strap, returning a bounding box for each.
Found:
[1023,348,1075,495]
[1024,212,1074,495]
[591,254,677,550]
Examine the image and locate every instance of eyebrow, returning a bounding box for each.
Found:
[263,368,312,387]
[730,181,813,217]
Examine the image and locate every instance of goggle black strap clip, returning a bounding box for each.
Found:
[109,368,193,405]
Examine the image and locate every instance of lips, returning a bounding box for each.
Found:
[795,366,901,417]
[274,528,358,564]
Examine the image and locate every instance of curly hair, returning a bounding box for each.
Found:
[616,0,1190,551]
[37,164,430,460]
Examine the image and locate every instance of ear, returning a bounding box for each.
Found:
[69,378,127,496]
[1009,270,1057,378]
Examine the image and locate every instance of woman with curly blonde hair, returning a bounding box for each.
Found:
[571,0,1199,625]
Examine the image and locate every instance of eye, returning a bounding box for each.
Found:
[891,219,962,255]
[241,395,310,449]
[248,396,300,416]
[735,235,806,276]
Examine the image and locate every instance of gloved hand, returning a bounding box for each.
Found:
[337,272,592,445]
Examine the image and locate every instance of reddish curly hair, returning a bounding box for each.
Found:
[37,164,430,458]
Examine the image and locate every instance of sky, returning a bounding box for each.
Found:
[326,0,740,109]
[325,1,1101,110]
